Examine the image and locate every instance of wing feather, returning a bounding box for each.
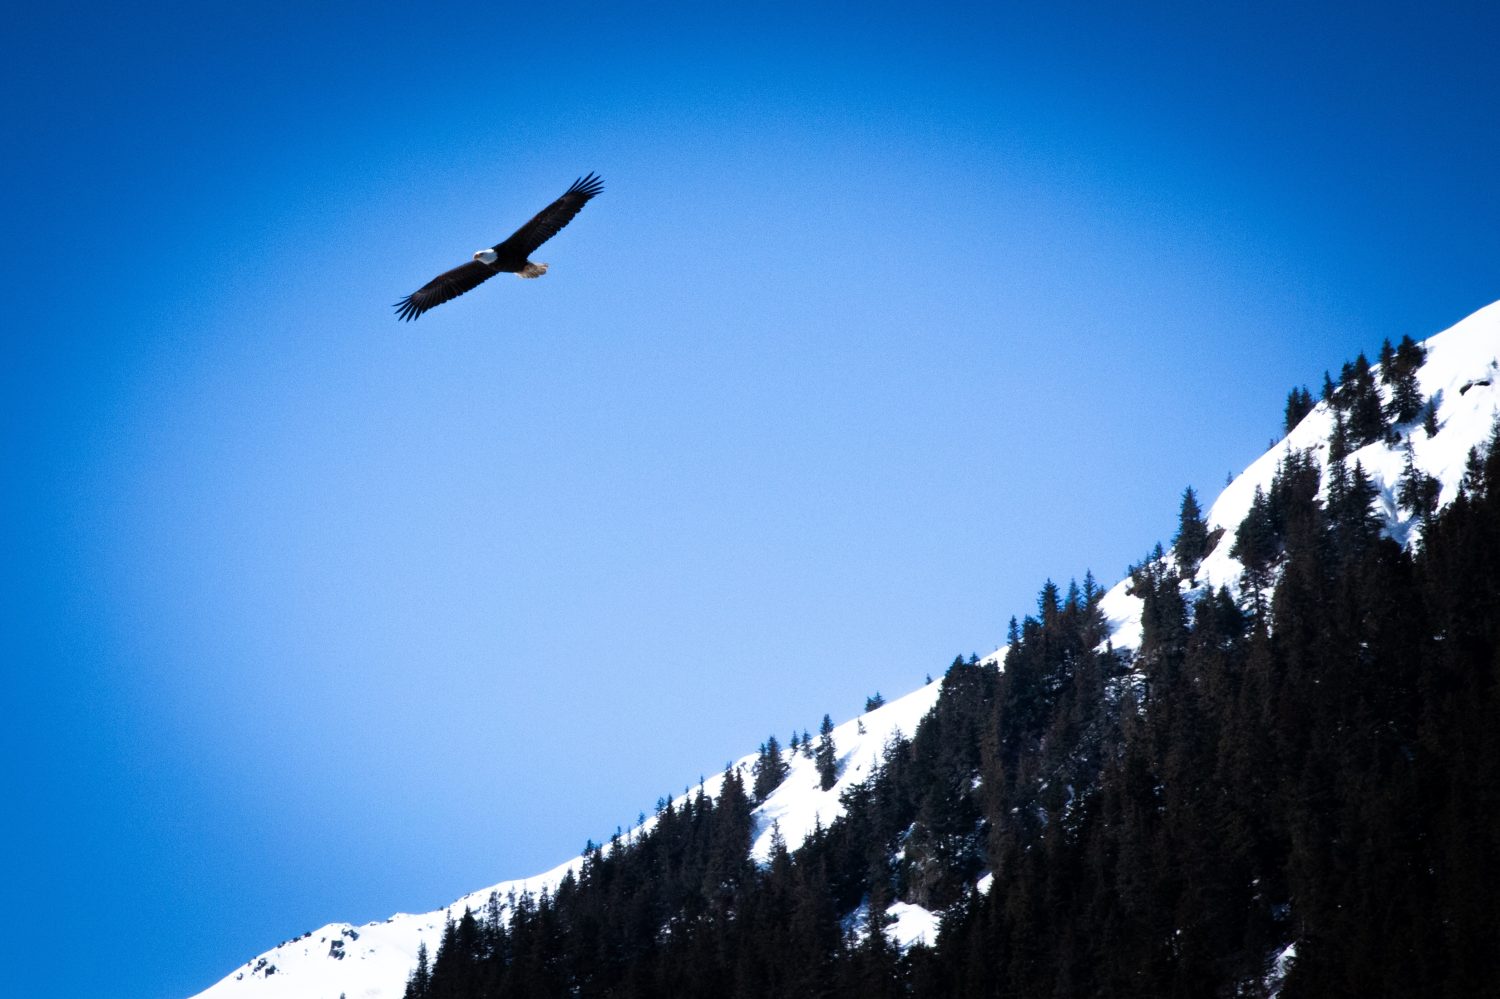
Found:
[394,260,497,321]
[492,172,604,264]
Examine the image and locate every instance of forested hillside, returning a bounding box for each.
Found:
[397,335,1500,998]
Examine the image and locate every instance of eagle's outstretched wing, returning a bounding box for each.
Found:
[492,172,605,265]
[394,260,496,322]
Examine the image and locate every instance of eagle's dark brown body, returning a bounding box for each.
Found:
[395,173,603,321]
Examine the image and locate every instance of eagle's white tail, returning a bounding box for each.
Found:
[519,262,548,279]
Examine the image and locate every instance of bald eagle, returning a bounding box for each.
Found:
[395,172,604,321]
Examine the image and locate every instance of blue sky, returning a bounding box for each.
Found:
[5,2,1498,996]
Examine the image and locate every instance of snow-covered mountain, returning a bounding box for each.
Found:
[1096,298,1500,651]
[193,685,944,999]
[191,300,1500,999]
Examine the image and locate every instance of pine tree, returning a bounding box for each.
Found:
[1230,486,1278,617]
[1328,409,1352,464]
[1458,445,1485,499]
[1384,340,1425,425]
[403,941,431,999]
[1037,578,1061,626]
[703,765,754,907]
[1284,385,1314,434]
[1378,336,1396,377]
[1172,485,1210,576]
[816,713,838,791]
[1343,352,1386,446]
[1329,459,1382,560]
[1423,398,1440,437]
[1397,441,1440,520]
[752,734,790,802]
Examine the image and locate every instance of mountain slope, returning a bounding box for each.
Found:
[192,685,945,999]
[1098,298,1500,649]
[192,300,1500,999]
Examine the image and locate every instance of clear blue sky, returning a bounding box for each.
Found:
[4,2,1497,996]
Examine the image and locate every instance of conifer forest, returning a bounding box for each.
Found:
[401,350,1500,998]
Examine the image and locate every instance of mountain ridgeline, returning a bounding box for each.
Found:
[196,304,1500,999]
[399,331,1500,996]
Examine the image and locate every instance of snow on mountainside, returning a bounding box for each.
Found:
[1097,299,1500,652]
[191,300,1500,999]
[192,685,944,999]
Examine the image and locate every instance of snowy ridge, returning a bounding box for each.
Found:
[190,682,943,999]
[190,299,1500,999]
[1096,299,1500,653]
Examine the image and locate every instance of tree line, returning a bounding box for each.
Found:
[405,344,1500,997]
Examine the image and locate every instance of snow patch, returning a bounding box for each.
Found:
[1265,941,1297,996]
[885,901,941,950]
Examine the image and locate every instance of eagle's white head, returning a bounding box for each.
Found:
[473,249,498,265]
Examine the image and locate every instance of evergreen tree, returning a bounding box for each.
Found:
[1383,336,1426,425]
[815,713,838,791]
[1329,459,1382,559]
[1397,441,1439,521]
[1328,409,1352,465]
[1230,486,1278,617]
[1268,447,1322,540]
[752,734,790,802]
[1342,352,1386,445]
[1284,385,1314,434]
[1172,485,1210,575]
[1378,336,1396,376]
[1423,398,1440,437]
[403,941,431,999]
[1037,578,1061,626]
